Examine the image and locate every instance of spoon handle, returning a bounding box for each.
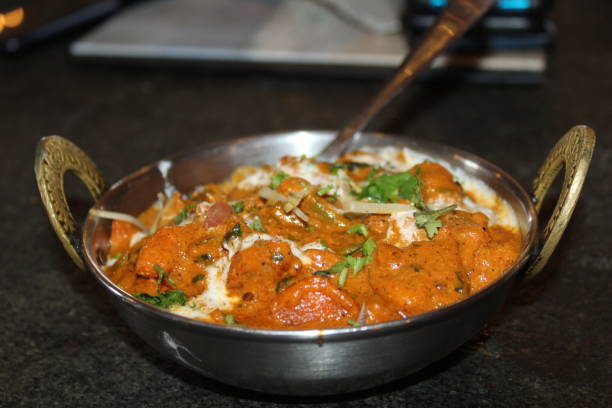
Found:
[319,0,496,161]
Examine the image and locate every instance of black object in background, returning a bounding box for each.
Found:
[407,0,554,51]
[0,0,128,53]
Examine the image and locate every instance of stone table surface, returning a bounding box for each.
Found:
[1,1,610,407]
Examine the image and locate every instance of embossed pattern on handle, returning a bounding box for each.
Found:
[525,126,595,280]
[35,136,106,270]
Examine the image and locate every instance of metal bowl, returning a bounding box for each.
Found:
[34,128,594,395]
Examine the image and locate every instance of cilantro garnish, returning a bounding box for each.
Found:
[338,266,349,288]
[313,238,377,287]
[224,314,244,326]
[358,172,422,204]
[231,201,244,213]
[329,162,347,175]
[345,256,367,274]
[357,168,455,239]
[249,217,267,233]
[135,290,188,309]
[223,223,242,242]
[154,264,176,288]
[347,319,362,327]
[346,223,369,237]
[317,185,334,196]
[192,273,205,283]
[414,205,456,239]
[366,166,382,180]
[270,171,290,189]
[362,238,376,258]
[173,202,197,225]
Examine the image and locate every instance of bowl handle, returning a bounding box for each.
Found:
[524,125,595,280]
[34,136,106,270]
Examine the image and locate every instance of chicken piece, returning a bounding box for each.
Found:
[134,224,209,296]
[302,249,344,274]
[411,161,463,204]
[271,276,359,329]
[369,242,467,316]
[436,211,490,274]
[471,226,522,291]
[227,240,302,310]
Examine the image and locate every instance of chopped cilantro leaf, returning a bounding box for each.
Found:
[231,201,244,213]
[192,274,205,283]
[346,256,367,274]
[317,184,334,196]
[223,223,242,242]
[358,172,422,205]
[338,267,349,288]
[315,260,348,278]
[153,264,176,288]
[329,261,349,274]
[135,290,188,309]
[250,217,267,232]
[347,319,362,327]
[270,171,290,189]
[330,162,347,175]
[362,238,377,258]
[366,166,382,180]
[346,223,369,237]
[173,202,197,225]
[224,314,242,326]
[414,205,456,239]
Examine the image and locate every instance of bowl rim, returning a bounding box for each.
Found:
[82,130,538,342]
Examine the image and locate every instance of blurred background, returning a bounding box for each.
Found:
[1,1,610,407]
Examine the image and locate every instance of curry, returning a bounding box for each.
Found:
[97,147,521,329]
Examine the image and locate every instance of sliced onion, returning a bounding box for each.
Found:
[89,208,150,235]
[345,201,415,214]
[292,207,310,223]
[258,187,288,202]
[283,187,310,213]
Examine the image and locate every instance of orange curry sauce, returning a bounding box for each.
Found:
[103,149,521,330]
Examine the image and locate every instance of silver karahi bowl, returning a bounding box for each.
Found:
[35,127,594,395]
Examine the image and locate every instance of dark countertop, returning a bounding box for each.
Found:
[1,1,610,407]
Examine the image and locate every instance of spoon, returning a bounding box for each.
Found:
[318,0,496,161]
